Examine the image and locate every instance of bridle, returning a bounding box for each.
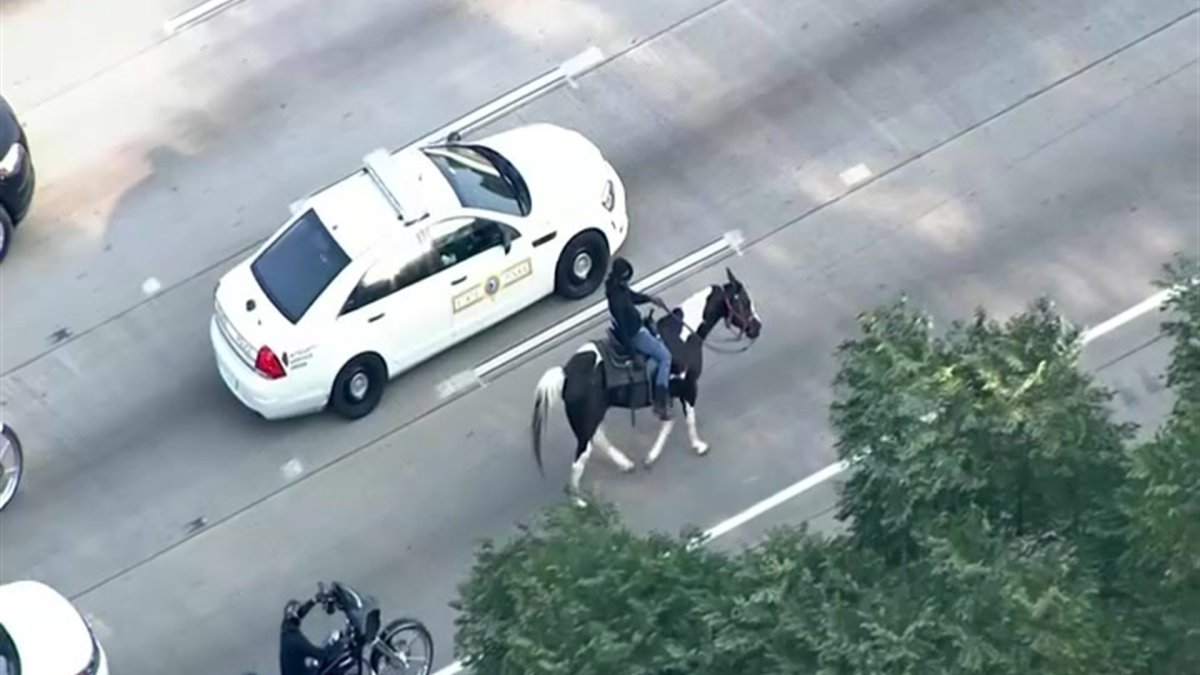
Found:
[678,286,757,355]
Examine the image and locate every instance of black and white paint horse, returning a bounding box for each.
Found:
[531,267,763,506]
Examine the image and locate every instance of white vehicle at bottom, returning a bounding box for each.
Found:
[0,580,109,675]
[209,51,627,421]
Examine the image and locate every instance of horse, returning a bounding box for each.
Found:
[531,267,763,507]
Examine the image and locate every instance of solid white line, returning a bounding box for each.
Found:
[429,282,1187,675]
[700,460,849,541]
[1079,285,1179,344]
[163,0,241,35]
[470,231,741,380]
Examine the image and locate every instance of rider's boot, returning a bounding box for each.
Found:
[653,385,672,421]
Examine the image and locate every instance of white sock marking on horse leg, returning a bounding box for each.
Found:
[685,406,709,455]
[593,425,634,473]
[644,420,676,467]
[570,445,593,507]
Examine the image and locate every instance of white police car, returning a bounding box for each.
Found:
[210,51,627,421]
[0,580,109,675]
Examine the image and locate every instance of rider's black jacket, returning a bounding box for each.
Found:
[606,276,654,343]
[280,599,328,675]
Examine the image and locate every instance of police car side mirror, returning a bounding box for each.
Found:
[501,230,513,254]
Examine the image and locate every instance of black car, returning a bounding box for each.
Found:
[0,95,36,263]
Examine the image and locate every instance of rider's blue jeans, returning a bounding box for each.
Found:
[632,326,671,390]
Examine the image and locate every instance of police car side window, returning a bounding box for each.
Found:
[432,219,520,271]
[341,251,434,315]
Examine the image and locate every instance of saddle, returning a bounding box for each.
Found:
[598,324,650,391]
[597,311,683,413]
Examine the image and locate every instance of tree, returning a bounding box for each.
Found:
[450,254,1200,675]
[828,296,1134,571]
[1115,254,1200,671]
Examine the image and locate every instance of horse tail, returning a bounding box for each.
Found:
[531,366,566,477]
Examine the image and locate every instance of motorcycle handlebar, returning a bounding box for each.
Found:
[315,582,338,615]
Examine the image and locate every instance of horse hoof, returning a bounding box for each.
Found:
[694,442,710,456]
[620,462,636,474]
[573,497,588,509]
[643,460,654,472]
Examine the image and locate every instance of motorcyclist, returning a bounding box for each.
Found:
[279,597,336,675]
[605,257,673,420]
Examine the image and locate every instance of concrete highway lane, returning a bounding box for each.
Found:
[0,0,717,370]
[0,0,1196,673]
[28,7,1200,673]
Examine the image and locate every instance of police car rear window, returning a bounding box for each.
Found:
[251,209,351,324]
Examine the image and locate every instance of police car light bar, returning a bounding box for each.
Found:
[413,45,606,148]
[362,148,419,221]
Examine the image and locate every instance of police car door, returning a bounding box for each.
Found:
[428,216,534,342]
[336,240,446,376]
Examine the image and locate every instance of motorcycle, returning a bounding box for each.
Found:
[0,422,22,511]
[258,581,434,675]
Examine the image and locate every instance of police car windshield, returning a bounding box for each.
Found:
[251,209,351,324]
[423,145,530,216]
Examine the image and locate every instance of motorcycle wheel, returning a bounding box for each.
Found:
[0,425,23,511]
[369,618,433,675]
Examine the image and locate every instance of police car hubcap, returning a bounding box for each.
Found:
[349,372,370,401]
[572,252,592,280]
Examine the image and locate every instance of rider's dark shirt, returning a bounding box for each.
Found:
[606,278,653,342]
[280,601,327,675]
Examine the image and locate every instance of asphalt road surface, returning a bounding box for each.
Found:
[1,0,1197,673]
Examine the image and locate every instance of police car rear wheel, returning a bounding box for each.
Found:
[555,231,608,300]
[0,207,13,264]
[331,354,386,419]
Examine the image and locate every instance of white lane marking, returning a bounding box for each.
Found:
[429,283,1187,675]
[437,370,483,400]
[701,460,849,542]
[839,163,873,186]
[440,231,741,399]
[281,458,304,481]
[141,277,162,296]
[163,0,243,35]
[1079,285,1184,343]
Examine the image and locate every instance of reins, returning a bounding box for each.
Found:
[675,293,755,355]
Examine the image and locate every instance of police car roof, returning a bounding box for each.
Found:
[300,148,459,260]
[305,173,405,259]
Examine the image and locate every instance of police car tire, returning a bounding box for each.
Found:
[0,206,13,264]
[330,354,387,419]
[554,230,609,300]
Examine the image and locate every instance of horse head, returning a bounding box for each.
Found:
[711,267,762,339]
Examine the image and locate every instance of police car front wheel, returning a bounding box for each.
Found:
[554,230,609,300]
[330,354,387,419]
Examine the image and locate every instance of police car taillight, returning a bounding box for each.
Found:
[255,346,287,379]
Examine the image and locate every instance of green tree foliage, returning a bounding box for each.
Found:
[1116,254,1200,671]
[829,296,1133,570]
[451,255,1200,675]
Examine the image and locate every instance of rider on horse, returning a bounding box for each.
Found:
[605,257,673,420]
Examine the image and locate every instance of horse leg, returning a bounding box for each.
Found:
[682,379,709,455]
[593,424,635,473]
[643,419,676,469]
[568,441,593,508]
[565,377,606,507]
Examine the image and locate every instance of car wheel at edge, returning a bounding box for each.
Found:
[0,425,23,511]
[554,230,609,300]
[330,354,387,419]
[0,206,13,264]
